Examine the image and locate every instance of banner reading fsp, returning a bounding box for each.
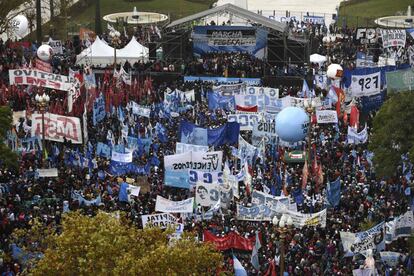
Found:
[31,113,82,144]
[192,26,268,59]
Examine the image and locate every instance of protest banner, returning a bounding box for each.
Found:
[314,74,328,90]
[356,28,378,44]
[93,94,105,126]
[252,119,277,145]
[245,86,279,98]
[228,112,262,131]
[111,149,133,163]
[208,92,235,110]
[385,211,414,243]
[164,151,223,188]
[350,72,381,97]
[37,168,58,177]
[380,29,406,48]
[196,182,220,207]
[141,213,177,228]
[9,69,75,91]
[303,15,325,25]
[175,142,209,154]
[380,251,406,267]
[251,190,289,211]
[127,137,151,154]
[340,222,385,254]
[48,38,63,54]
[19,136,42,154]
[188,170,223,186]
[34,58,52,73]
[203,230,255,251]
[155,196,194,213]
[185,76,260,86]
[237,136,259,164]
[234,94,284,112]
[347,125,368,144]
[130,102,151,118]
[280,209,327,228]
[356,53,377,68]
[31,113,82,144]
[237,204,272,221]
[96,142,111,158]
[316,110,338,124]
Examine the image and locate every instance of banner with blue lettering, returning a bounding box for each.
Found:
[93,93,105,126]
[164,151,223,189]
[184,76,261,85]
[356,52,377,68]
[180,120,239,147]
[192,26,268,59]
[227,112,262,131]
[19,136,42,154]
[234,94,284,112]
[188,170,223,186]
[360,90,386,113]
[96,142,111,158]
[208,92,235,111]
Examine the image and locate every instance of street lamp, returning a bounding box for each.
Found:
[109,30,121,66]
[35,93,50,167]
[272,214,293,276]
[322,35,336,64]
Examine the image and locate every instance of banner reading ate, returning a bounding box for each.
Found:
[31,113,82,144]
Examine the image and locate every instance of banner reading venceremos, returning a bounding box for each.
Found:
[9,69,75,91]
[386,68,414,93]
[31,113,82,144]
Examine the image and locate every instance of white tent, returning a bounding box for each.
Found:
[76,36,115,66]
[116,37,149,64]
[76,36,149,66]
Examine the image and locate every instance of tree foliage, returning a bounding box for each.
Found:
[369,92,414,177]
[0,1,32,33]
[15,212,222,275]
[0,106,18,171]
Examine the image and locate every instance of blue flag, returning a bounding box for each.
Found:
[119,182,129,202]
[327,177,341,207]
[208,92,235,110]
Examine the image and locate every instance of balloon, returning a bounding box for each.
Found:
[275,107,309,142]
[327,64,343,79]
[10,15,28,38]
[37,45,53,61]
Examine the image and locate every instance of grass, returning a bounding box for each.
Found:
[34,0,215,40]
[338,0,413,28]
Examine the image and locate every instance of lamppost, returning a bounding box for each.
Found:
[109,30,121,66]
[35,93,50,167]
[322,35,336,64]
[304,97,318,167]
[272,214,293,276]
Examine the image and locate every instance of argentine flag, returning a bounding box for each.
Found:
[233,256,247,276]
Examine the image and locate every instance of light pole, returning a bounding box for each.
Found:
[322,35,336,64]
[35,93,50,168]
[304,98,318,168]
[272,214,293,276]
[109,30,121,66]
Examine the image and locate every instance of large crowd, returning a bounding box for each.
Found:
[0,12,414,276]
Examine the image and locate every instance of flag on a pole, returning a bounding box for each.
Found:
[233,256,248,276]
[251,231,262,271]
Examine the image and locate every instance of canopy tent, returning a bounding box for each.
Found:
[116,37,149,64]
[76,37,149,66]
[76,36,115,66]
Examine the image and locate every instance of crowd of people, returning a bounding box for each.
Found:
[0,11,414,276]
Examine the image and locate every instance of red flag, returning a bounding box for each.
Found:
[333,86,345,116]
[263,259,277,276]
[343,111,348,125]
[350,105,360,129]
[302,159,308,190]
[315,163,324,192]
[236,105,258,112]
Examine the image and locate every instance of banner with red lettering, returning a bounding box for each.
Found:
[31,113,82,144]
[203,230,255,251]
[34,59,52,73]
[9,69,75,91]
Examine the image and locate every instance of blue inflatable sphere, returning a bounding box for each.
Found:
[275,107,309,142]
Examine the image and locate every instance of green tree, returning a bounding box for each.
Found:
[369,92,414,178]
[0,106,18,171]
[14,212,222,275]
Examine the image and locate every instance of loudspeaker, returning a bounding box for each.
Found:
[149,42,157,60]
[73,35,81,55]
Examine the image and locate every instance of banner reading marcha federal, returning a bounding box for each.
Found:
[9,69,75,91]
[141,213,177,228]
[155,195,194,213]
[31,113,82,144]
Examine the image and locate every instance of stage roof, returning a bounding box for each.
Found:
[166,3,288,33]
